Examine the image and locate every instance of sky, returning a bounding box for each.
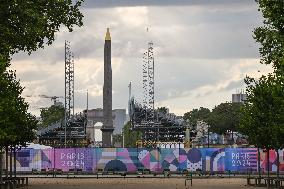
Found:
[11,0,272,117]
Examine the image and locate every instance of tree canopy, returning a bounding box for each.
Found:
[39,104,65,128]
[123,121,141,148]
[0,0,84,149]
[253,0,284,74]
[207,102,243,135]
[240,75,284,150]
[183,107,211,128]
[157,107,168,114]
[240,0,284,150]
[0,60,37,148]
[0,0,84,56]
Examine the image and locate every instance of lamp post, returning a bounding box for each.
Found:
[207,124,210,148]
[122,130,125,148]
[185,119,190,148]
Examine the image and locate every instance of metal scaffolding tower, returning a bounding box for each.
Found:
[147,42,155,122]
[64,40,75,147]
[36,42,87,148]
[140,42,158,141]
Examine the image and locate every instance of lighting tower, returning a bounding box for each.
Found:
[141,41,155,141]
[64,40,75,147]
[147,42,155,122]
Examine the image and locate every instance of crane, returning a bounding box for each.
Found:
[26,95,64,106]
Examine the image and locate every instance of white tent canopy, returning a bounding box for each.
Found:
[25,143,52,149]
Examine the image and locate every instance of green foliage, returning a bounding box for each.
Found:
[123,122,141,148]
[183,107,211,128]
[0,0,84,55]
[254,0,284,74]
[157,107,168,114]
[0,0,84,149]
[207,102,243,135]
[0,56,37,147]
[39,105,65,128]
[240,75,284,149]
[240,0,284,150]
[113,134,122,145]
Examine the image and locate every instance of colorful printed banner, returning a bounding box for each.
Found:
[10,148,284,173]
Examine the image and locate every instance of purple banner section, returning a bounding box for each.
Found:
[225,148,257,172]
[53,148,93,171]
[11,148,284,173]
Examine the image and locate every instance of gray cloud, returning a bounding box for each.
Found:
[83,0,256,8]
[222,79,245,92]
[10,1,268,116]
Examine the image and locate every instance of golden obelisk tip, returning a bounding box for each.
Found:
[105,28,111,41]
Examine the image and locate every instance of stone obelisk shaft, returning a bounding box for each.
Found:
[101,28,114,147]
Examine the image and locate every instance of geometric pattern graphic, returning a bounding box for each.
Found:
[259,149,284,172]
[8,148,284,173]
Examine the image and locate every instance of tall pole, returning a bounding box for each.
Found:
[85,89,88,138]
[64,40,67,148]
[128,82,131,116]
[122,131,124,148]
[87,89,89,112]
[207,125,209,148]
[128,82,132,102]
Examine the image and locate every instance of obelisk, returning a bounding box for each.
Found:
[101,28,114,147]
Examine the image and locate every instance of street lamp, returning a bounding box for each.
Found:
[207,124,210,148]
[121,130,125,148]
[185,119,191,148]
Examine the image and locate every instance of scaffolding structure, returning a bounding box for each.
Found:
[129,98,187,143]
[129,42,191,144]
[37,41,86,148]
[139,42,159,141]
[65,41,75,121]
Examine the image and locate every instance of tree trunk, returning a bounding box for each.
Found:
[0,148,3,183]
[9,147,12,178]
[257,148,261,177]
[13,147,16,178]
[277,149,279,179]
[5,146,8,178]
[231,130,234,145]
[267,148,270,178]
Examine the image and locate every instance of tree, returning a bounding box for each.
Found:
[183,107,211,128]
[157,107,168,114]
[240,0,284,178]
[0,0,84,144]
[253,0,284,75]
[123,122,141,148]
[39,104,65,128]
[0,0,84,56]
[0,0,84,179]
[112,134,123,146]
[207,102,243,136]
[0,58,38,180]
[240,75,284,177]
[241,75,284,149]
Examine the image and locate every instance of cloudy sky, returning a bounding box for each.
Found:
[11,0,272,116]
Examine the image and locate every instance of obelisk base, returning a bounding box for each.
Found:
[101,127,114,147]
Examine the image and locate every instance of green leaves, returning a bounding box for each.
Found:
[0,0,84,148]
[254,0,284,73]
[0,57,38,147]
[39,105,65,128]
[0,0,84,55]
[207,102,243,135]
[241,75,284,149]
[240,0,284,150]
[183,107,211,128]
[123,122,141,148]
